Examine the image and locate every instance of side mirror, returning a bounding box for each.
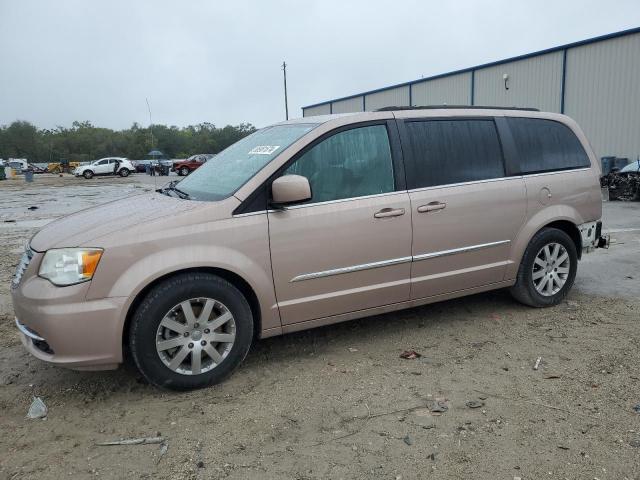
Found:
[271,174,311,206]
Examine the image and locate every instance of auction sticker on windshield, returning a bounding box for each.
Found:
[249,145,280,155]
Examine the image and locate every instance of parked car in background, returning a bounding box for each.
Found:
[620,160,640,173]
[132,160,151,173]
[74,157,134,179]
[172,154,215,176]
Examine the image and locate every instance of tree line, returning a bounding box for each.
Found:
[0,120,257,163]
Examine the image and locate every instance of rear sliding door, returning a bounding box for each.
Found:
[398,117,527,299]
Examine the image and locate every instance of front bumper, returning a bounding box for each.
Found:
[12,269,126,371]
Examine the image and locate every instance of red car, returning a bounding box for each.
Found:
[172,154,215,176]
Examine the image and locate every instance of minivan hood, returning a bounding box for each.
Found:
[30,192,209,251]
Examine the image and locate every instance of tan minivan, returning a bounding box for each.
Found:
[12,107,609,390]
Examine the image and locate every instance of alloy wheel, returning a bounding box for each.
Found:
[532,242,570,296]
[155,298,236,375]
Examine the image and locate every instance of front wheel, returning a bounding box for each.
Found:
[119,168,130,177]
[180,166,190,176]
[129,273,254,390]
[83,170,94,179]
[510,227,578,307]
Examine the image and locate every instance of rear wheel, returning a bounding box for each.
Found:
[119,168,130,177]
[510,227,578,307]
[180,166,190,176]
[83,170,94,179]
[129,273,254,390]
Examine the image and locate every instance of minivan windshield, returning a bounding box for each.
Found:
[176,123,318,201]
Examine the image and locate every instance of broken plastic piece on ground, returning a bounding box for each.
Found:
[399,349,422,359]
[466,400,485,409]
[26,396,48,419]
[533,356,542,370]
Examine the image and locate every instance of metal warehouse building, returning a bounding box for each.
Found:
[302,27,640,162]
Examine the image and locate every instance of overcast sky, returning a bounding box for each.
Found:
[1,0,639,130]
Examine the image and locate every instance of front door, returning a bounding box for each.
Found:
[399,118,527,299]
[94,159,110,174]
[268,123,412,325]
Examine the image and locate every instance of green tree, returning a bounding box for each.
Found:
[0,120,257,163]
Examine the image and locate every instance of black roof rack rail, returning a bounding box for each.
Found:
[375,105,540,112]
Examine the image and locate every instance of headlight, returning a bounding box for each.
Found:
[39,248,103,286]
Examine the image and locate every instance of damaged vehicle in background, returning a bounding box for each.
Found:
[12,107,609,391]
[600,159,640,201]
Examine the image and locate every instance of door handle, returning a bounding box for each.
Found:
[417,202,446,213]
[374,207,405,218]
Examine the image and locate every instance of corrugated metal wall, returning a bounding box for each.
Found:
[302,104,331,117]
[301,29,640,161]
[331,96,364,114]
[411,72,472,106]
[474,52,563,112]
[364,86,410,111]
[564,32,640,159]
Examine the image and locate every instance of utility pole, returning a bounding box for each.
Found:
[146,97,154,149]
[282,61,289,120]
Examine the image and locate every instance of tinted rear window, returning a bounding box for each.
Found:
[404,119,505,189]
[507,118,590,174]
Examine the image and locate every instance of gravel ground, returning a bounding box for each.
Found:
[1,174,639,480]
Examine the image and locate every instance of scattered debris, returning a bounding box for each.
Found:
[427,452,437,461]
[403,435,413,446]
[633,403,640,414]
[157,441,169,463]
[96,436,165,446]
[27,206,38,210]
[430,400,448,414]
[543,374,562,379]
[533,356,542,370]
[3,219,16,223]
[466,400,485,409]
[399,349,422,359]
[196,460,205,468]
[26,397,48,419]
[557,445,570,450]
[629,438,640,448]
[348,347,358,353]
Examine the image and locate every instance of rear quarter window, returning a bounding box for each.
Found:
[507,118,591,174]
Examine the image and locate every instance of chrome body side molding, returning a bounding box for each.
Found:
[291,240,511,282]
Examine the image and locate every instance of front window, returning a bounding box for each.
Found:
[283,124,395,203]
[177,124,317,201]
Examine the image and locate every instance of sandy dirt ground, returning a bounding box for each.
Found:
[1,174,639,480]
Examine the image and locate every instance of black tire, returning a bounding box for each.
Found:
[510,227,578,307]
[119,168,130,177]
[180,166,190,176]
[129,273,254,390]
[83,170,94,179]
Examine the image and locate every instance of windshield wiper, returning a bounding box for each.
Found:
[157,182,191,199]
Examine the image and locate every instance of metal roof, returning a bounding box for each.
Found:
[302,26,640,110]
